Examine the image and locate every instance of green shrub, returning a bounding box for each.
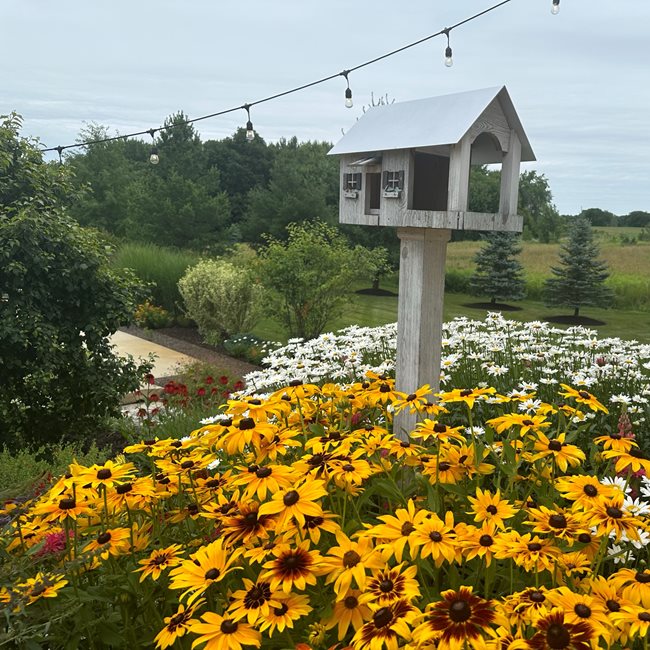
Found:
[133,300,172,329]
[444,269,471,293]
[223,334,281,365]
[178,259,264,345]
[111,242,196,317]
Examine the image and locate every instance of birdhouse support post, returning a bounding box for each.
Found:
[393,227,451,440]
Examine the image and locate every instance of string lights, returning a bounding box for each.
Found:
[40,0,544,157]
[341,71,353,108]
[551,0,560,15]
[147,129,159,165]
[243,104,255,142]
[443,28,453,67]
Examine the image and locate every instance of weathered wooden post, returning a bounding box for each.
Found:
[329,86,534,438]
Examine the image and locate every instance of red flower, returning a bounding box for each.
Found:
[197,387,206,397]
[205,376,214,385]
[234,380,244,391]
[149,394,159,403]
[146,373,155,385]
[219,375,229,385]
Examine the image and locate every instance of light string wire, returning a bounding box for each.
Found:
[41,0,514,155]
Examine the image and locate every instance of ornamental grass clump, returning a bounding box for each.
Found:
[2,375,650,648]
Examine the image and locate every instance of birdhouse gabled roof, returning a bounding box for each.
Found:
[329,86,535,161]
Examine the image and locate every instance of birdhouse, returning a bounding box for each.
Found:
[329,86,535,439]
[329,86,535,231]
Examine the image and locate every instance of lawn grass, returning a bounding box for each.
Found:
[252,275,650,344]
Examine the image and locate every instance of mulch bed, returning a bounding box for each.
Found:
[462,302,523,312]
[119,325,260,382]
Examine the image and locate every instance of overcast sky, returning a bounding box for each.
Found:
[3,0,649,216]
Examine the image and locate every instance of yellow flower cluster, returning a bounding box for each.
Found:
[1,376,649,649]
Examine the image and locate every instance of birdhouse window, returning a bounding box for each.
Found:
[343,172,362,199]
[382,170,404,198]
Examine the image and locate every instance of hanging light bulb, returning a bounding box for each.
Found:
[243,104,255,142]
[341,71,353,108]
[147,129,159,164]
[551,0,560,14]
[443,29,453,67]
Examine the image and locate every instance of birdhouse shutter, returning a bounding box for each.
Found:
[382,171,389,190]
[398,170,404,190]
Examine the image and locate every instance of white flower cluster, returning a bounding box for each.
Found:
[244,313,650,424]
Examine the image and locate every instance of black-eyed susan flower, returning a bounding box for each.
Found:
[221,500,275,546]
[588,575,634,643]
[257,479,327,529]
[219,417,278,456]
[529,432,586,473]
[322,531,384,597]
[260,540,325,594]
[330,456,376,491]
[609,568,650,607]
[352,600,417,649]
[458,521,501,567]
[555,551,592,581]
[286,512,340,545]
[231,463,297,501]
[421,454,466,485]
[601,446,650,475]
[593,430,637,453]
[136,544,184,582]
[325,590,372,641]
[492,531,560,574]
[484,626,529,650]
[169,539,242,604]
[79,459,137,490]
[364,498,428,563]
[16,572,68,605]
[189,612,261,650]
[412,419,465,445]
[412,586,494,650]
[33,494,93,523]
[105,476,157,511]
[559,384,608,414]
[485,412,551,437]
[527,607,594,650]
[610,604,650,644]
[154,599,204,650]
[554,475,619,510]
[525,506,587,545]
[410,511,458,567]
[227,578,281,625]
[585,493,644,542]
[499,587,551,627]
[437,386,496,410]
[391,385,433,415]
[467,488,518,529]
[545,587,612,640]
[360,563,420,606]
[258,592,313,636]
[82,527,131,560]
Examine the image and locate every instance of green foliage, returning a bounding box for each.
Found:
[222,334,281,365]
[470,232,526,304]
[178,259,264,345]
[619,210,650,227]
[578,207,617,226]
[0,443,109,501]
[133,301,172,329]
[543,217,614,316]
[111,242,197,317]
[241,138,339,242]
[257,220,367,340]
[0,113,151,449]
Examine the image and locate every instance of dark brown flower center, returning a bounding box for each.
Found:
[578,391,591,399]
[548,440,563,452]
[578,533,592,544]
[343,550,361,568]
[406,393,417,402]
[433,423,447,433]
[583,484,598,497]
[289,379,303,387]
[546,622,571,649]
[401,522,415,536]
[220,619,238,634]
[530,590,545,603]
[373,607,393,628]
[30,585,47,597]
[96,468,112,480]
[400,441,410,448]
[605,599,620,612]
[379,579,394,593]
[606,506,623,519]
[168,612,187,628]
[244,583,271,609]
[638,612,650,622]
[97,532,111,544]
[574,604,591,618]
[239,417,255,430]
[59,498,76,510]
[181,460,194,469]
[116,483,132,495]
[342,463,355,472]
[635,572,650,584]
[249,399,262,405]
[429,531,443,542]
[486,505,498,515]
[527,543,543,552]
[256,467,272,478]
[344,595,359,609]
[548,514,567,529]
[438,462,451,472]
[283,490,300,506]
[479,534,494,547]
[273,603,289,616]
[449,599,472,623]
[379,384,391,393]
[170,440,183,448]
[204,568,220,580]
[281,552,305,570]
[522,419,534,426]
[187,504,199,515]
[460,389,473,397]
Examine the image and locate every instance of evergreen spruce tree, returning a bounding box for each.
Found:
[469,232,526,305]
[543,217,613,317]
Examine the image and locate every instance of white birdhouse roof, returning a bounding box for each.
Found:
[329,86,535,162]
